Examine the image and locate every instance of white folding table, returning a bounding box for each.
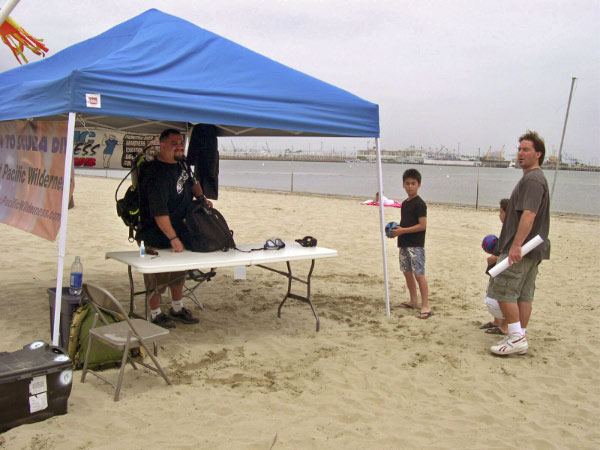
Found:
[105,242,338,331]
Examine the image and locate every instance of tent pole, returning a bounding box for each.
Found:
[52,112,76,347]
[551,77,577,203]
[375,138,391,316]
[184,125,191,154]
[0,0,20,26]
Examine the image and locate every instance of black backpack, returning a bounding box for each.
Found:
[115,149,154,241]
[115,185,140,241]
[182,199,236,252]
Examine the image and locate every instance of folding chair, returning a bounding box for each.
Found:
[181,269,217,309]
[80,282,171,401]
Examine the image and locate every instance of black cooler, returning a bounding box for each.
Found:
[0,342,73,433]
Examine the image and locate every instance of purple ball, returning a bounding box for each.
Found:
[482,234,498,254]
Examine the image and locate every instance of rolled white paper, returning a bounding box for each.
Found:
[488,235,544,278]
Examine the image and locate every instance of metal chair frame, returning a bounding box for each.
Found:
[80,282,171,401]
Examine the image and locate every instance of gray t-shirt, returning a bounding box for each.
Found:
[496,168,551,260]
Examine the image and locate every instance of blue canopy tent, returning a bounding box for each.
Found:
[0,8,379,137]
[0,9,391,343]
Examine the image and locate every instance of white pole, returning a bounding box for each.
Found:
[0,0,20,26]
[375,138,391,316]
[551,77,577,203]
[475,148,480,210]
[52,112,76,347]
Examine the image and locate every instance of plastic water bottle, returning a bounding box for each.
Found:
[69,256,83,295]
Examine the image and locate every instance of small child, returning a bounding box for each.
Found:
[480,198,509,334]
[374,191,394,206]
[485,198,509,273]
[389,169,431,319]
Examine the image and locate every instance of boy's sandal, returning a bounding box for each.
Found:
[485,327,506,335]
[397,302,417,309]
[479,321,495,329]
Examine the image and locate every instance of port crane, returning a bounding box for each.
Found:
[482,145,505,161]
[563,152,580,165]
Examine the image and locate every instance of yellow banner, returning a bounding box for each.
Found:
[0,120,68,241]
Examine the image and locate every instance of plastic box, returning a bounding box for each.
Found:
[47,287,88,351]
[0,342,73,433]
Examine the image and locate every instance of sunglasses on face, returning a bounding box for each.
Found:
[264,238,285,250]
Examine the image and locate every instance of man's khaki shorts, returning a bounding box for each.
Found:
[143,271,187,296]
[487,253,540,303]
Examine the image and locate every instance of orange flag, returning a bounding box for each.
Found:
[0,16,48,64]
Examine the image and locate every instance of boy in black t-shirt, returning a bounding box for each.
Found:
[389,169,432,319]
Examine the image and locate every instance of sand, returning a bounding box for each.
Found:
[1,176,598,449]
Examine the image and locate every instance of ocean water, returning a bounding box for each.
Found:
[218,160,599,215]
[79,160,600,215]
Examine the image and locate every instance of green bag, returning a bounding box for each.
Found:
[68,303,128,370]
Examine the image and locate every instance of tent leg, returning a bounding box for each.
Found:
[52,112,76,346]
[375,138,391,316]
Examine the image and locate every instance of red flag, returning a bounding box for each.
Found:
[0,16,48,64]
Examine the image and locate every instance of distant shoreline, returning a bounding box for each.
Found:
[219,155,600,172]
[220,154,348,163]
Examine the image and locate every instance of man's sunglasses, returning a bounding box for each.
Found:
[264,238,285,250]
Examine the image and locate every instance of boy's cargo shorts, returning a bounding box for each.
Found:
[399,247,425,275]
[487,253,540,303]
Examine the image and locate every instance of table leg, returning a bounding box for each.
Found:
[127,267,150,320]
[257,259,319,331]
[128,266,135,316]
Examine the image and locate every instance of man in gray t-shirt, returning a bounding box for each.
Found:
[487,131,551,356]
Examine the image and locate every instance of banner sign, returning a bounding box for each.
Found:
[73,127,156,169]
[0,120,68,241]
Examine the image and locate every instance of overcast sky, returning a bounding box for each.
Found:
[2,0,599,163]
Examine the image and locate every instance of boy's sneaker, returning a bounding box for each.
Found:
[168,307,199,324]
[151,312,176,329]
[490,333,528,355]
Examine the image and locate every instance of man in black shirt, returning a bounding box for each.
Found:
[137,129,212,328]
